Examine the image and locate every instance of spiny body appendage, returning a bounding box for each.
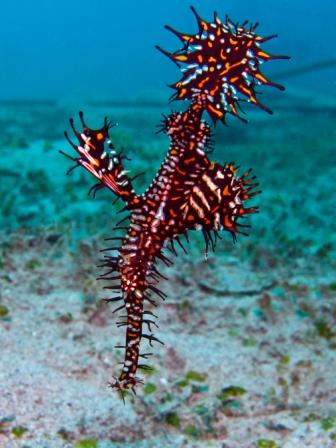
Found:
[62,7,287,394]
[157,6,289,122]
[62,111,140,205]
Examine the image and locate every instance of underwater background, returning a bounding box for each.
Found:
[0,1,335,447]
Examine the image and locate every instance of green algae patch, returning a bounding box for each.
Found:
[0,304,9,318]
[138,365,156,376]
[217,385,247,416]
[217,385,247,401]
[185,370,206,382]
[74,440,98,448]
[165,412,180,427]
[11,426,28,438]
[314,320,334,340]
[175,378,189,389]
[143,383,157,395]
[321,417,336,431]
[24,258,42,271]
[256,439,278,448]
[279,354,290,365]
[174,370,208,390]
[242,337,257,347]
[237,307,249,317]
[228,327,239,337]
[328,282,336,291]
[184,424,201,438]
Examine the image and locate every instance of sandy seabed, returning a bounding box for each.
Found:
[0,93,336,447]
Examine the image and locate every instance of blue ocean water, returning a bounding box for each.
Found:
[0,0,334,100]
